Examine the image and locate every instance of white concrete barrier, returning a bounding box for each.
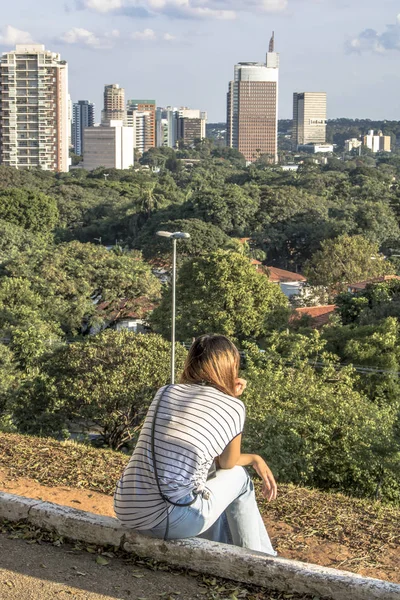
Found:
[0,491,399,600]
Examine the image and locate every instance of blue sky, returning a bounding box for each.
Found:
[1,0,400,122]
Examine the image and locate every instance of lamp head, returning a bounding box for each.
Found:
[173,232,191,239]
[156,231,173,238]
[156,231,191,240]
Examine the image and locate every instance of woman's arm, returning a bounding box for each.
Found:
[218,435,277,501]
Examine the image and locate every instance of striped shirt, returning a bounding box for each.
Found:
[114,383,246,530]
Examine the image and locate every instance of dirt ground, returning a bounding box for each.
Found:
[0,467,399,584]
[0,531,208,600]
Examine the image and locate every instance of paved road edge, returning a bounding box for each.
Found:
[0,491,398,600]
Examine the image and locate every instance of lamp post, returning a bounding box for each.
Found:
[156,231,190,384]
[156,231,190,383]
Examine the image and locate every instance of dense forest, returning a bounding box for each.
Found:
[1,143,400,504]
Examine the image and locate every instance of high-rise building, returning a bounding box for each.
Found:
[126,100,155,151]
[83,120,134,170]
[177,108,207,146]
[0,44,69,172]
[292,92,327,148]
[68,94,72,150]
[126,108,152,154]
[72,100,95,156]
[363,130,391,153]
[156,106,178,148]
[102,84,125,124]
[227,33,279,163]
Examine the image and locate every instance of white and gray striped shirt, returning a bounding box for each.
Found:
[114,383,246,530]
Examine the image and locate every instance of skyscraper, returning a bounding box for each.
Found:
[227,33,279,163]
[126,108,152,154]
[102,84,125,124]
[292,92,327,148]
[177,108,207,146]
[156,107,178,148]
[72,100,95,156]
[126,99,156,151]
[0,44,69,172]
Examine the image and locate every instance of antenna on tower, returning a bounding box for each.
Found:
[269,31,275,53]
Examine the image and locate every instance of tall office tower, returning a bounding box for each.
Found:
[292,92,327,148]
[102,84,125,124]
[127,99,155,151]
[227,33,279,163]
[72,100,95,155]
[0,44,69,172]
[177,108,207,146]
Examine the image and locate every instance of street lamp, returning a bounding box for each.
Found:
[156,231,190,384]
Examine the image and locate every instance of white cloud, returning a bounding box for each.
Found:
[131,28,157,40]
[163,32,176,41]
[0,25,34,46]
[78,0,288,19]
[83,0,123,12]
[348,13,400,54]
[61,27,118,48]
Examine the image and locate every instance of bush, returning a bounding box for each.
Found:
[241,339,400,503]
[12,331,187,450]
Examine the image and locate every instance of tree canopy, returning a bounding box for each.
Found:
[151,251,289,341]
[304,235,394,293]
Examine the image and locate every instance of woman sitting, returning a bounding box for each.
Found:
[114,333,277,554]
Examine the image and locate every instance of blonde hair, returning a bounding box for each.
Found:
[180,334,240,397]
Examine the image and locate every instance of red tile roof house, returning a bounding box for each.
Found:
[290,305,337,329]
[347,275,400,293]
[264,265,307,298]
[91,297,157,335]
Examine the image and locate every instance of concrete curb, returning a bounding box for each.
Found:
[0,491,399,600]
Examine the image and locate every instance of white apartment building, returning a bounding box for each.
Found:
[83,120,134,170]
[126,108,152,154]
[363,130,391,153]
[345,138,362,152]
[0,44,69,172]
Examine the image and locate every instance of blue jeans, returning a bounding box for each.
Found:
[138,466,277,556]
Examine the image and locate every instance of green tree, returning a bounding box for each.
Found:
[0,219,48,266]
[137,218,236,260]
[323,317,400,406]
[0,344,18,418]
[304,235,394,293]
[335,280,400,326]
[0,278,63,370]
[13,332,187,449]
[151,251,289,341]
[242,335,400,502]
[188,184,260,235]
[0,188,59,234]
[3,241,161,336]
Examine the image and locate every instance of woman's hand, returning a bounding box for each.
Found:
[252,456,277,502]
[235,378,247,396]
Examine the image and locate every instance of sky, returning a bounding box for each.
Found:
[1,0,400,122]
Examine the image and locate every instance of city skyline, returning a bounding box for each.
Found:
[1,1,400,122]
